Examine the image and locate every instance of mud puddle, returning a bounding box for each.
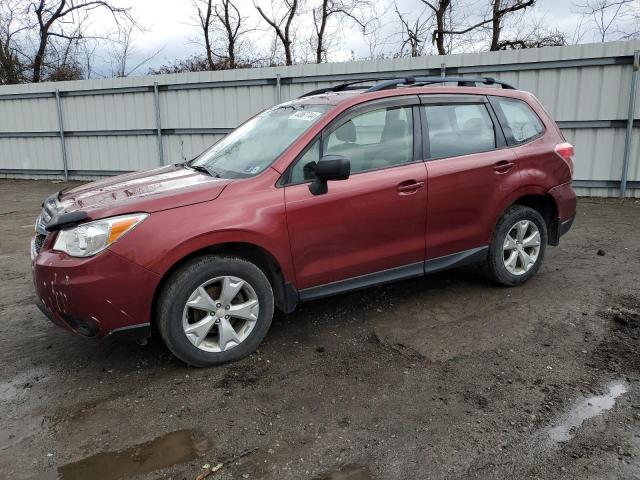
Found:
[0,368,47,403]
[546,380,628,443]
[315,464,373,479]
[51,430,208,480]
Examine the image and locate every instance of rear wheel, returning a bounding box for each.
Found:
[485,205,547,286]
[157,255,274,367]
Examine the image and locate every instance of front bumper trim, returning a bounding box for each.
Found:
[36,299,99,337]
[107,323,151,341]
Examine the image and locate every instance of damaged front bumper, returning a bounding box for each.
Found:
[32,245,160,339]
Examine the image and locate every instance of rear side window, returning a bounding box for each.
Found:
[423,103,496,159]
[492,97,544,144]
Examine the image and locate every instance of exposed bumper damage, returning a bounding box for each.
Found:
[33,247,161,338]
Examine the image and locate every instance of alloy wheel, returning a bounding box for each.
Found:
[182,276,259,352]
[502,220,541,276]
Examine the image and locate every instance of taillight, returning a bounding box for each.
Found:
[555,142,574,175]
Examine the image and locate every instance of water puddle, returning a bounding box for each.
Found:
[315,464,373,479]
[0,380,18,403]
[546,380,628,444]
[0,368,47,403]
[55,429,208,480]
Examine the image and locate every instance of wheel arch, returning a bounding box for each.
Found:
[511,193,557,240]
[493,186,559,245]
[151,242,298,329]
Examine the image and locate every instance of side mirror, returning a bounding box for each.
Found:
[309,155,350,195]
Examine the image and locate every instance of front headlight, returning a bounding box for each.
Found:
[53,213,148,257]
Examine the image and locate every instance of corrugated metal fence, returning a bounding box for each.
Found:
[1,40,639,197]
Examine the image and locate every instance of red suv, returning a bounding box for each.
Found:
[32,76,576,366]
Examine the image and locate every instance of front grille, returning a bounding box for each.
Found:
[34,234,46,254]
[35,193,62,235]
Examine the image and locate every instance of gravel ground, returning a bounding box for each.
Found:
[0,178,639,480]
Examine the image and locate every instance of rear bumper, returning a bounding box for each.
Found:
[548,181,577,220]
[33,247,161,338]
[547,182,577,246]
[548,215,575,246]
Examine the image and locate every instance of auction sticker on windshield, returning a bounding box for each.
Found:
[289,111,322,121]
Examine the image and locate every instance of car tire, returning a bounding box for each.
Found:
[157,255,274,367]
[485,205,547,287]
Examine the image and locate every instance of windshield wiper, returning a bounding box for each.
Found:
[188,164,223,178]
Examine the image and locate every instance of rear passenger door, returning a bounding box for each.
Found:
[420,95,520,260]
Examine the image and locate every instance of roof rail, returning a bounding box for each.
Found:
[299,78,391,98]
[366,76,516,92]
[299,75,516,98]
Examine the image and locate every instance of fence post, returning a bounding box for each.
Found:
[621,50,639,198]
[54,89,69,181]
[276,73,282,104]
[153,82,164,166]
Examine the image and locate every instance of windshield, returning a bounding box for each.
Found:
[190,103,331,178]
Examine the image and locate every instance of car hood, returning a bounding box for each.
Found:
[57,165,232,218]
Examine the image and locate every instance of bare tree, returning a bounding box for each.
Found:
[487,0,536,50]
[215,0,249,68]
[110,21,163,77]
[149,55,213,74]
[195,0,216,68]
[194,0,252,69]
[46,19,84,80]
[497,29,567,49]
[255,0,299,65]
[28,0,133,83]
[420,0,451,55]
[427,0,536,53]
[359,13,395,60]
[312,0,371,63]
[394,2,432,57]
[493,14,567,49]
[575,0,639,41]
[0,1,29,84]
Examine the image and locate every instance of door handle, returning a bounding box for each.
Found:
[493,160,514,173]
[397,181,425,194]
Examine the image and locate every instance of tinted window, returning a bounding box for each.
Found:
[289,106,414,182]
[493,97,544,144]
[423,103,496,159]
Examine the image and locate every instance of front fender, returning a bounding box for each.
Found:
[153,228,293,279]
[109,181,296,286]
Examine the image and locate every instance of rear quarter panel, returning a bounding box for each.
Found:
[496,93,574,222]
[509,93,572,188]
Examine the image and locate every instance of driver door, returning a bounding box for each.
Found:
[283,97,428,294]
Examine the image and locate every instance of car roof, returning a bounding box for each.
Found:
[287,85,534,109]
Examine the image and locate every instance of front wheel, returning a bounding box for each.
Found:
[485,205,547,286]
[157,255,274,367]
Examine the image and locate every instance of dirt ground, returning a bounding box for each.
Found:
[1,178,639,480]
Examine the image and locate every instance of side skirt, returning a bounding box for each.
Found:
[298,246,488,302]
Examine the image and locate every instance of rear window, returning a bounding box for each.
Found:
[492,97,544,144]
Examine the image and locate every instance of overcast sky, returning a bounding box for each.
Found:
[83,0,626,77]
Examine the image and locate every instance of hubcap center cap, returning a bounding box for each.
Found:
[216,308,226,318]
